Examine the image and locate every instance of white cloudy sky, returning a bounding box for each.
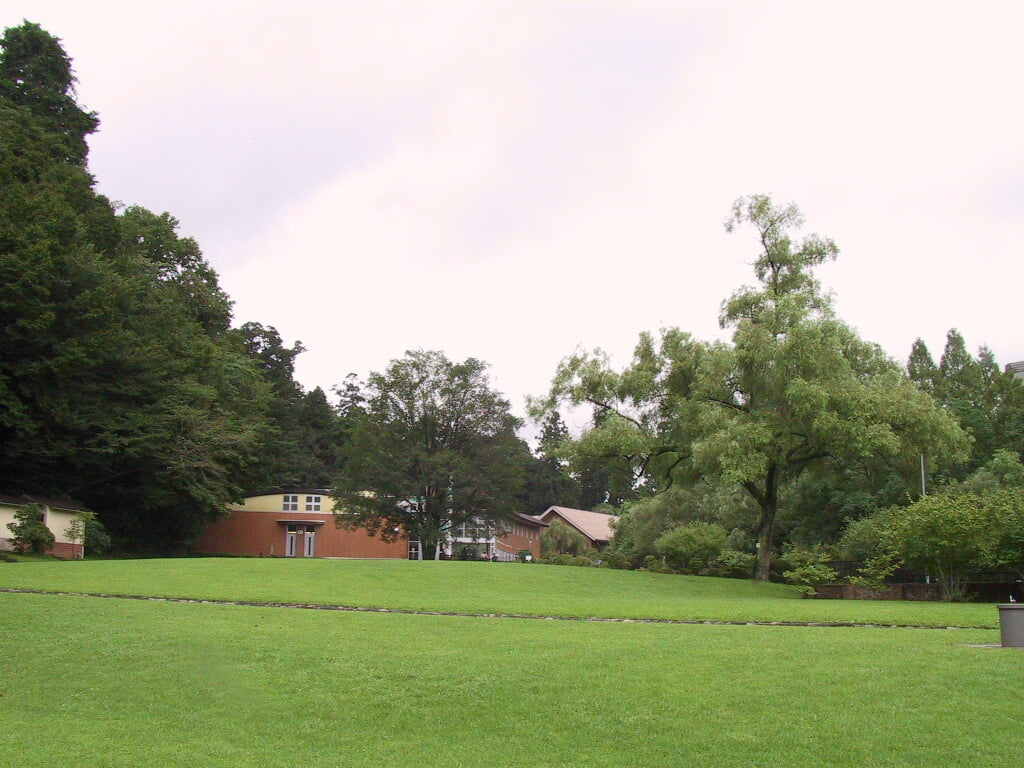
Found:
[11,1,1024,429]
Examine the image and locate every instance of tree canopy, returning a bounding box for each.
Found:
[535,195,968,580]
[0,22,273,551]
[0,21,97,164]
[334,350,527,559]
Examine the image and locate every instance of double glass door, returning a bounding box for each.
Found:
[285,525,316,557]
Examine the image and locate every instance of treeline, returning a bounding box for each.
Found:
[0,22,586,553]
[1,22,267,550]
[5,22,1022,583]
[533,196,1024,592]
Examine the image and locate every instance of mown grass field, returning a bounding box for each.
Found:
[0,556,1001,627]
[1,558,1020,767]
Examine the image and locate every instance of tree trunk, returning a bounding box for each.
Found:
[745,468,774,581]
[753,481,774,581]
[754,509,775,581]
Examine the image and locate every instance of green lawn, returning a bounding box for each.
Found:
[1,559,1019,767]
[0,557,1001,627]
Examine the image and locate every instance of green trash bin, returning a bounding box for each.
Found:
[997,604,1024,647]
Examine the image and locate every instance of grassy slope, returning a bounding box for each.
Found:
[0,557,1001,627]
[1,591,1019,768]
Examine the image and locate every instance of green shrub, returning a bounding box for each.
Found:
[64,509,111,556]
[548,553,594,568]
[779,545,838,588]
[837,513,890,562]
[654,522,729,574]
[642,554,675,574]
[541,520,590,557]
[848,552,898,590]
[875,489,1024,601]
[84,516,111,554]
[782,562,839,588]
[7,503,55,554]
[708,549,755,579]
[599,550,632,570]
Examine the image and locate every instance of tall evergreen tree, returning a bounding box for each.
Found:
[918,330,1024,480]
[0,21,97,164]
[907,338,938,394]
[518,411,580,514]
[0,22,269,551]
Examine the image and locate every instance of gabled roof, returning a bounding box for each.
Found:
[538,506,618,544]
[0,494,91,513]
[510,511,547,529]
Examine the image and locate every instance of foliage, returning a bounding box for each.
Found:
[780,545,839,589]
[83,515,111,555]
[6,502,54,554]
[908,331,1024,483]
[0,21,97,164]
[952,448,1024,495]
[836,511,890,562]
[541,519,591,557]
[235,322,348,489]
[546,552,595,567]
[64,509,110,556]
[536,196,967,581]
[874,489,1024,600]
[519,411,581,515]
[63,512,85,547]
[642,554,675,574]
[654,522,730,575]
[708,548,756,579]
[609,483,757,569]
[596,549,632,569]
[0,22,271,552]
[334,350,526,558]
[846,552,899,591]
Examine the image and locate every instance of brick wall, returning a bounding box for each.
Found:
[191,510,408,558]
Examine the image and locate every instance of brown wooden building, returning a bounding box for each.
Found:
[536,506,619,550]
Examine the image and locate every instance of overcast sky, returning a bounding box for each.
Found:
[11,1,1024,432]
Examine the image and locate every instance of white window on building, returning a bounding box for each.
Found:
[282,494,299,512]
[305,495,322,512]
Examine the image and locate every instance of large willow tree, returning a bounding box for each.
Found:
[536,196,967,580]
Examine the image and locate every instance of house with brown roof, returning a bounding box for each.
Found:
[0,494,88,559]
[536,506,619,550]
[190,490,546,560]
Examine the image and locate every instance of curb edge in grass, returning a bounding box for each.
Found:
[0,587,996,630]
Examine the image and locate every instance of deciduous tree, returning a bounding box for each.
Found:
[334,350,526,558]
[537,196,967,580]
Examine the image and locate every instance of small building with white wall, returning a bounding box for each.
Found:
[0,495,88,559]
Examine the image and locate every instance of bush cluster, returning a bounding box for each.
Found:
[533,549,633,569]
[6,503,55,554]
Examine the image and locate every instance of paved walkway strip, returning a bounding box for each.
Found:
[0,587,979,630]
